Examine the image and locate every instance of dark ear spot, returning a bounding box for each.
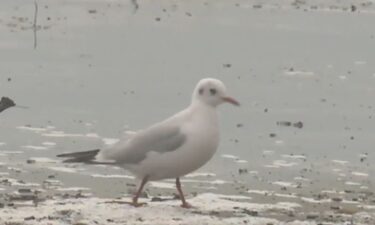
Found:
[210,88,217,95]
[199,88,204,95]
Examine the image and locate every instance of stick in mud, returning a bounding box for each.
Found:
[33,0,38,49]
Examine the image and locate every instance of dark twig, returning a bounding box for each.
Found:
[33,0,38,49]
[131,0,139,13]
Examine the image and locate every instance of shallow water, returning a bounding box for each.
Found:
[0,0,374,221]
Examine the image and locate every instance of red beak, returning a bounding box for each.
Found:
[222,96,240,106]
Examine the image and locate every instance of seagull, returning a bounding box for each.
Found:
[57,78,239,208]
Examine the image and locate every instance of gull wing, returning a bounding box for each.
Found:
[100,123,186,164]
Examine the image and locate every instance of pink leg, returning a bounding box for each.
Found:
[176,177,192,208]
[131,176,148,207]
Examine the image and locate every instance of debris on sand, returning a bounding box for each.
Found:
[131,0,139,13]
[276,121,304,129]
[0,97,15,113]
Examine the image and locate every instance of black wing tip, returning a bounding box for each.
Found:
[57,149,100,163]
[57,149,100,158]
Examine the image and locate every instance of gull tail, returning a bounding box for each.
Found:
[57,149,100,163]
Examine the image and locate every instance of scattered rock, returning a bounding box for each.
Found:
[339,206,359,215]
[242,208,258,216]
[27,159,36,164]
[276,121,303,129]
[150,196,162,202]
[74,221,89,225]
[18,188,32,194]
[331,206,341,210]
[238,168,248,175]
[332,197,343,202]
[293,121,303,129]
[5,222,23,225]
[277,121,292,127]
[306,213,319,220]
[24,216,35,221]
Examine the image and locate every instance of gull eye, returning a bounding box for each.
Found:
[199,88,204,95]
[210,88,217,95]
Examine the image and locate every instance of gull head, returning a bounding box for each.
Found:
[192,78,240,107]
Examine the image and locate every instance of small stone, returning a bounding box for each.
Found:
[5,222,23,225]
[242,209,258,216]
[277,121,292,127]
[74,222,89,225]
[151,197,164,202]
[18,188,32,193]
[331,206,340,210]
[269,133,277,138]
[339,206,359,215]
[293,121,303,129]
[26,159,36,164]
[306,213,319,220]
[238,169,248,174]
[24,216,35,221]
[332,197,343,202]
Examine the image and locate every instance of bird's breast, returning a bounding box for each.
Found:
[181,111,220,162]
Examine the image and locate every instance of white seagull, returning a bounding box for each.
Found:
[57,78,239,208]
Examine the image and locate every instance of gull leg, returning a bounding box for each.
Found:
[131,176,148,207]
[176,177,192,208]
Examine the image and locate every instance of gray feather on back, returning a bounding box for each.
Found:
[106,124,186,164]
